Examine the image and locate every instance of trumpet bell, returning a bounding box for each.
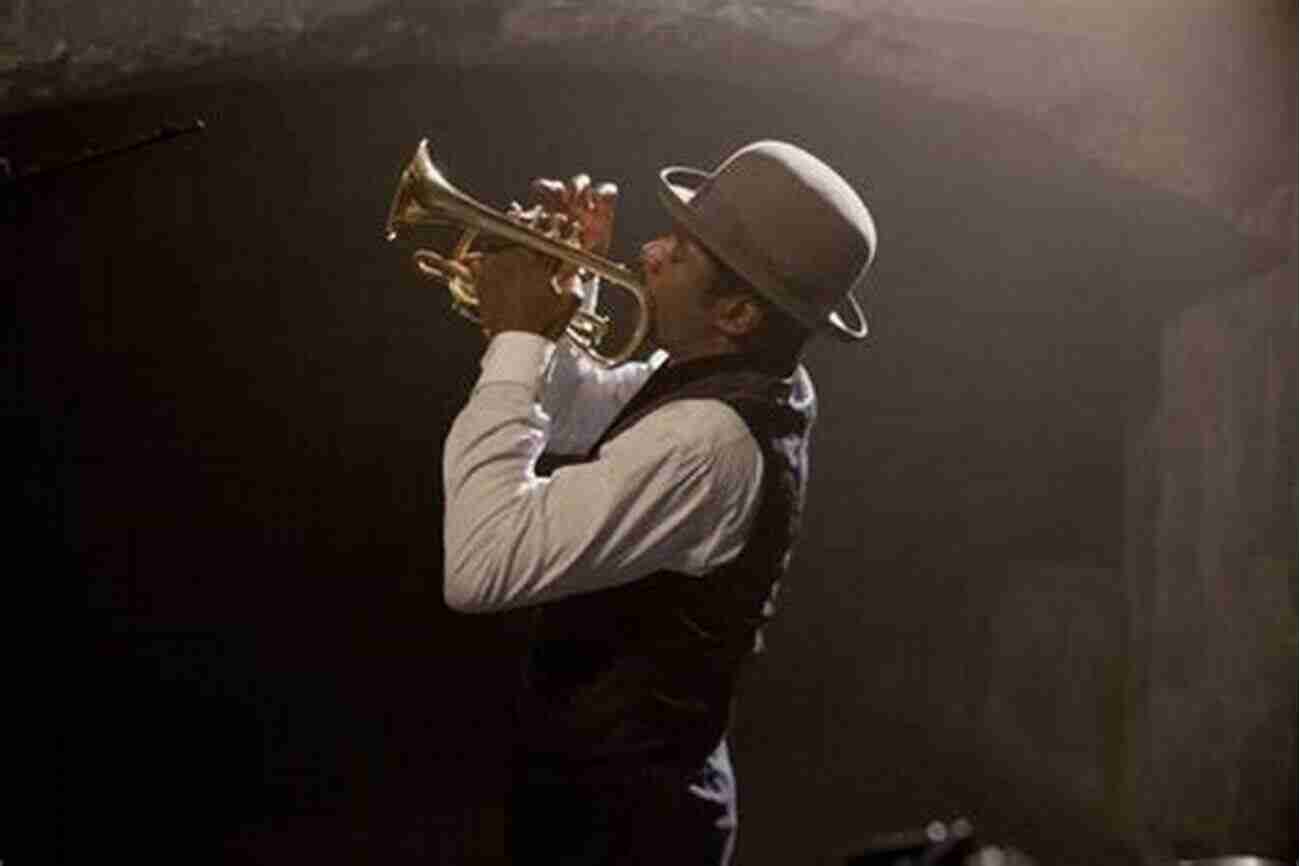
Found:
[384,140,651,367]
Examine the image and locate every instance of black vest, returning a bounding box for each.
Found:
[516,353,815,770]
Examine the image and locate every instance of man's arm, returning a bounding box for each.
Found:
[494,171,658,453]
[442,332,763,612]
[543,317,663,455]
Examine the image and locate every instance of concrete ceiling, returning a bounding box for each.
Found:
[2,0,1295,245]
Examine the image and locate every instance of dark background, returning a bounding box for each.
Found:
[6,4,1296,864]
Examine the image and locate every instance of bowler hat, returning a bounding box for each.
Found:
[656,140,875,342]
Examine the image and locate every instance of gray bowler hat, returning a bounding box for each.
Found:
[656,140,876,342]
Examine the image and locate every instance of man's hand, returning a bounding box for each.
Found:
[527,173,619,312]
[532,173,619,256]
[472,245,580,342]
[470,173,616,342]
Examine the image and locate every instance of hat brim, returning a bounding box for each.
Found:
[656,165,869,343]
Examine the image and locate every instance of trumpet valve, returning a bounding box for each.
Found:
[566,311,611,349]
[507,201,584,249]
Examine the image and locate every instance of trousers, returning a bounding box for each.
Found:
[506,740,737,866]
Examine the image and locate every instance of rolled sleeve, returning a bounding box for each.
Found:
[476,332,557,393]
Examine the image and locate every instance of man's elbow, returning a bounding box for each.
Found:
[444,589,487,614]
[442,555,512,613]
[443,570,489,613]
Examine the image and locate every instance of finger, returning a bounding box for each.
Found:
[593,181,619,204]
[530,178,567,210]
[553,266,581,292]
[542,293,581,342]
[555,288,582,319]
[570,174,592,210]
[511,203,545,227]
[562,292,581,317]
[545,211,570,238]
[563,219,584,244]
[592,182,619,216]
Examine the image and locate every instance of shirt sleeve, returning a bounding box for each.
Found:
[541,338,666,456]
[442,332,764,613]
[536,275,666,455]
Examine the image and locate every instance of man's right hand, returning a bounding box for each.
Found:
[530,174,619,258]
[469,172,617,342]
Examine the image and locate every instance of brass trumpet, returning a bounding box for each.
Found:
[385,139,652,367]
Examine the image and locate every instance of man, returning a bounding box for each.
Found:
[441,141,876,864]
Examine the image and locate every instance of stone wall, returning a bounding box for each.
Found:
[1124,257,1297,857]
[9,2,1294,863]
[3,1,1294,234]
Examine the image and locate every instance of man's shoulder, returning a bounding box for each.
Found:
[650,398,757,451]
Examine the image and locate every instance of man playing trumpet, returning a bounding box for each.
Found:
[440,141,877,865]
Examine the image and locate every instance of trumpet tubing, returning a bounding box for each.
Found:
[384,139,651,367]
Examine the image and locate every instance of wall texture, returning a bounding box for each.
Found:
[1125,261,1297,854]
[3,0,1295,237]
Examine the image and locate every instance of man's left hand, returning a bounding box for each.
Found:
[472,246,580,342]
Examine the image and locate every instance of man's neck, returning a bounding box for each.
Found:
[662,336,741,368]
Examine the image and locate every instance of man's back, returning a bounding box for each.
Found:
[509,352,816,865]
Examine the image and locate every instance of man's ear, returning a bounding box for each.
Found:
[715,295,764,338]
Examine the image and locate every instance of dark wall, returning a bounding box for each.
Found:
[11,59,1287,864]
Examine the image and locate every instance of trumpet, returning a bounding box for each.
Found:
[384,139,652,367]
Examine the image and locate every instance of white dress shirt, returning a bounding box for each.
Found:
[442,331,765,612]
